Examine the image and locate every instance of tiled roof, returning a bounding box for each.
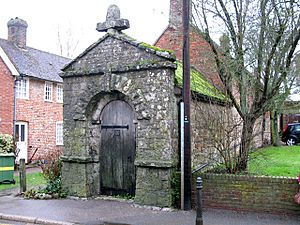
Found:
[0,38,70,83]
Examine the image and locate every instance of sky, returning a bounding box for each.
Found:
[0,0,170,58]
[1,0,299,101]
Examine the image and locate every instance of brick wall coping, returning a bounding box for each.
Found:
[197,173,298,184]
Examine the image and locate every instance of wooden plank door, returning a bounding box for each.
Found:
[100,100,136,195]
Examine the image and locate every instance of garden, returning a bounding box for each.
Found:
[0,134,64,198]
[248,145,300,177]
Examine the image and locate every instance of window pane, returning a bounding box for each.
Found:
[45,82,53,101]
[15,125,19,141]
[57,84,63,102]
[16,79,28,99]
[21,125,25,142]
[56,122,63,145]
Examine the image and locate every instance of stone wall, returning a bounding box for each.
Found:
[190,98,230,167]
[189,97,271,169]
[192,173,300,215]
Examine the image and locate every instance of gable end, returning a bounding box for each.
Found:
[61,33,176,78]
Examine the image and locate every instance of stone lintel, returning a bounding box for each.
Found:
[134,159,175,168]
[59,70,105,78]
[61,61,176,78]
[61,155,99,163]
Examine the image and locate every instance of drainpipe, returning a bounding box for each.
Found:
[180,101,184,210]
[13,74,24,140]
[13,77,17,140]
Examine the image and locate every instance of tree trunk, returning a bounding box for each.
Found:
[237,117,255,172]
[261,112,266,146]
[270,110,280,146]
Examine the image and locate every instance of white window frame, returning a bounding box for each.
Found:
[56,121,63,145]
[16,78,29,99]
[56,83,63,103]
[44,82,53,101]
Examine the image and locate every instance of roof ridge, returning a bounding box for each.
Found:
[0,38,70,60]
[0,38,70,82]
[62,32,176,72]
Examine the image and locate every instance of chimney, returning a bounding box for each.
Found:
[169,0,192,28]
[169,0,183,28]
[7,17,28,48]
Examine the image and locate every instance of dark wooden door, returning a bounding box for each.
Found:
[100,100,135,195]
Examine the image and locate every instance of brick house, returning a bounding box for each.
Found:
[0,17,70,162]
[155,0,223,90]
[155,0,271,148]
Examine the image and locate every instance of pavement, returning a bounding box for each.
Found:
[0,167,299,225]
[0,194,299,225]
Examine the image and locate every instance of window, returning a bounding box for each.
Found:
[16,78,29,99]
[56,84,63,103]
[56,122,63,145]
[295,125,300,132]
[44,82,53,101]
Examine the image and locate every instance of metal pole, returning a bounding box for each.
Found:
[180,101,184,209]
[182,0,191,210]
[196,177,203,225]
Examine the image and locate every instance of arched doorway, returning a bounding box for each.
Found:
[100,100,136,195]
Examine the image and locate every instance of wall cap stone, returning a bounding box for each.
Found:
[61,155,99,163]
[135,159,175,168]
[197,173,298,184]
[60,61,176,78]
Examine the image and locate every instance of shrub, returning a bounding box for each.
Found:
[0,134,15,154]
[38,150,67,198]
[40,150,62,182]
[171,171,181,208]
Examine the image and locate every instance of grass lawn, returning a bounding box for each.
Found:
[248,145,300,177]
[0,171,46,191]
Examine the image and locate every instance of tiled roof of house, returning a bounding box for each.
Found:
[0,38,70,83]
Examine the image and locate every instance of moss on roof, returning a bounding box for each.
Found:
[140,42,175,55]
[175,61,226,100]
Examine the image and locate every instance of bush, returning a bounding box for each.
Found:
[38,150,67,198]
[171,171,181,208]
[0,134,15,154]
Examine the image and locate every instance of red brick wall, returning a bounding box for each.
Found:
[0,57,14,135]
[155,25,223,90]
[17,78,63,161]
[192,173,300,215]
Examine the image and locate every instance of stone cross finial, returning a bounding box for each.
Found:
[96,5,130,33]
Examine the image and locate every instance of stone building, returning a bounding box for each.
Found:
[60,5,178,206]
[60,4,227,206]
